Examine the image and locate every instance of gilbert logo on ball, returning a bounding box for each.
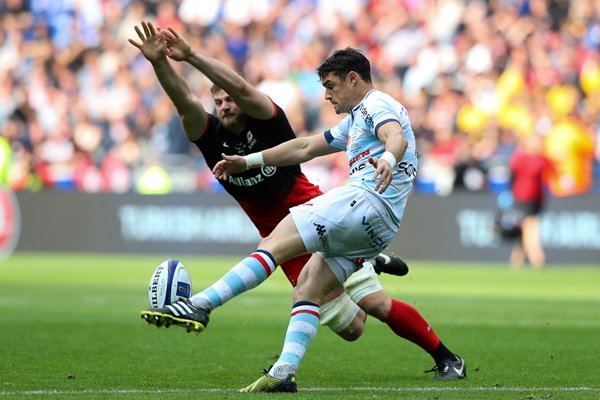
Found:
[148,259,192,308]
[0,188,21,260]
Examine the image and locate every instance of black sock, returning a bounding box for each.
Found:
[429,341,455,364]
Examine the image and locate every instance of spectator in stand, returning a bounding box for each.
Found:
[508,134,555,269]
[0,0,598,196]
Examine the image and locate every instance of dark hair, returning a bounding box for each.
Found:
[210,84,224,95]
[316,47,372,83]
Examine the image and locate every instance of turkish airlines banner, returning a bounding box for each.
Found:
[14,191,600,265]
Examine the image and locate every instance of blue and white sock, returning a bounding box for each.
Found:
[269,301,320,379]
[190,250,276,310]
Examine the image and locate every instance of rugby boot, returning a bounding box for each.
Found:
[425,354,467,380]
[373,253,409,276]
[140,299,209,335]
[240,368,297,393]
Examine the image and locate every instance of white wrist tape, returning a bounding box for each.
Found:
[379,151,397,168]
[244,152,265,169]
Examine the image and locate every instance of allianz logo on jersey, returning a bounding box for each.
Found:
[227,166,277,187]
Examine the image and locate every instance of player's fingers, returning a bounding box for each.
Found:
[371,161,383,182]
[211,161,223,175]
[134,25,145,41]
[380,175,391,193]
[168,27,180,38]
[141,21,151,38]
[128,38,142,49]
[162,29,175,41]
[375,175,385,193]
[377,168,392,193]
[222,153,238,161]
[371,169,379,182]
[213,163,228,180]
[148,21,157,36]
[373,169,383,192]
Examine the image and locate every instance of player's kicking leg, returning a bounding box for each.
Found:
[141,250,278,333]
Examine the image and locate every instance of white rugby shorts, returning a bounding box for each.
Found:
[290,185,401,283]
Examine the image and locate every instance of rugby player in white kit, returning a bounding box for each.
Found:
[211,47,467,392]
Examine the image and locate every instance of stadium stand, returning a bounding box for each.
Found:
[1,0,598,196]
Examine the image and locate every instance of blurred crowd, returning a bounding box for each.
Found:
[0,0,599,196]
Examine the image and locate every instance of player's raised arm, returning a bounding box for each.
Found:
[129,21,207,141]
[162,27,274,120]
[212,134,339,181]
[368,121,408,194]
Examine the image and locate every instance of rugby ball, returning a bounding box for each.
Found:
[148,259,192,308]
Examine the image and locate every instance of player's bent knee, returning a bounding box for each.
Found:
[335,313,365,341]
[320,292,361,337]
[344,262,383,303]
[357,292,390,321]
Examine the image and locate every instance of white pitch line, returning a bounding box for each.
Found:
[0,387,598,396]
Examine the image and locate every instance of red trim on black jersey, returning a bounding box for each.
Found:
[269,97,278,118]
[199,113,212,137]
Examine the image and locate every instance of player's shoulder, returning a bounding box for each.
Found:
[363,90,409,121]
[363,89,401,108]
[252,101,288,126]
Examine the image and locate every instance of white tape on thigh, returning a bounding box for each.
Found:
[344,262,383,303]
[319,292,360,333]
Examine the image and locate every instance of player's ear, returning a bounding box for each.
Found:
[347,71,358,86]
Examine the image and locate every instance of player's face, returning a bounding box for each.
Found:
[321,72,354,114]
[213,90,247,133]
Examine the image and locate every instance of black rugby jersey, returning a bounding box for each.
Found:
[193,104,319,208]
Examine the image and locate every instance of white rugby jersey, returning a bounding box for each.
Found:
[324,89,418,222]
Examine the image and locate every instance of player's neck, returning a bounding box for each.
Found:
[351,83,375,108]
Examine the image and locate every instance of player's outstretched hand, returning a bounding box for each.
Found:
[128,21,167,62]
[369,156,393,194]
[161,27,192,62]
[212,153,247,181]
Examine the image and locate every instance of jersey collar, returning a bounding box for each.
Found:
[350,89,378,119]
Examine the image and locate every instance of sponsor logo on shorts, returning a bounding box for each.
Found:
[362,216,386,250]
[313,223,329,250]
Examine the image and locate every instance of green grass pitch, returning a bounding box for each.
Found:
[0,253,599,399]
